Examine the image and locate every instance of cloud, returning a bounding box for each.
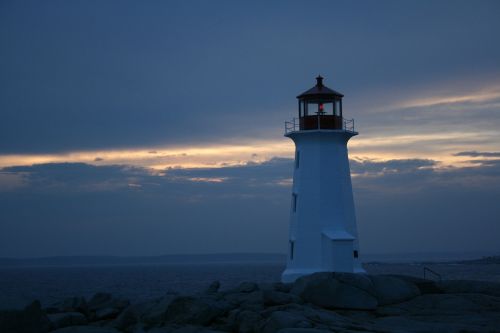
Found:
[395,87,500,109]
[0,159,295,257]
[350,158,437,175]
[454,151,500,157]
[186,177,228,183]
[0,140,293,170]
[2,163,145,192]
[349,157,500,255]
[353,156,500,192]
[1,156,500,257]
[0,171,27,191]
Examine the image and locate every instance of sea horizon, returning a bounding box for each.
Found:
[2,250,500,267]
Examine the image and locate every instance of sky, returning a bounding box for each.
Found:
[1,0,500,258]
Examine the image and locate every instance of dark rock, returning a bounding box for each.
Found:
[261,303,309,317]
[112,306,138,331]
[50,326,121,333]
[379,293,500,316]
[235,282,259,293]
[45,297,88,315]
[263,290,301,306]
[137,327,164,333]
[149,326,226,333]
[369,275,420,305]
[165,296,230,326]
[129,325,147,333]
[330,272,376,295]
[12,275,500,333]
[47,312,88,329]
[291,273,378,310]
[437,279,500,297]
[206,281,221,294]
[95,307,120,320]
[87,293,129,312]
[301,307,354,328]
[375,305,407,317]
[372,293,500,331]
[88,293,113,310]
[260,311,312,333]
[415,280,442,294]
[141,295,177,327]
[386,274,442,294]
[277,329,332,333]
[224,290,264,310]
[112,300,157,331]
[370,314,500,333]
[272,283,292,293]
[234,310,263,333]
[0,300,51,333]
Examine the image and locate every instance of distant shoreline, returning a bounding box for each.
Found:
[1,252,499,268]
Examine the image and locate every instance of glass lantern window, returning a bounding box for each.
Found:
[306,101,334,115]
[334,100,341,116]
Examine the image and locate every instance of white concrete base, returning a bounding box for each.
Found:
[354,266,367,274]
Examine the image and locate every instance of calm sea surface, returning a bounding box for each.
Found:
[1,262,499,309]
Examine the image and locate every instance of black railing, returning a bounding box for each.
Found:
[285,116,355,134]
[423,266,442,282]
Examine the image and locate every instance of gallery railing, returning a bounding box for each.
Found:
[285,116,355,134]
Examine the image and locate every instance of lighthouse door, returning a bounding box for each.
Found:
[331,240,354,272]
[322,230,354,272]
[322,232,354,272]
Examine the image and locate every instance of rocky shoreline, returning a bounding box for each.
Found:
[1,272,499,333]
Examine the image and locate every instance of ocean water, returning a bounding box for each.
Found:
[0,263,284,309]
[1,262,499,310]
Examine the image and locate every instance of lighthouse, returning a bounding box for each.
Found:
[281,76,364,283]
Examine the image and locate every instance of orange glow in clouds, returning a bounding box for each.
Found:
[1,81,499,172]
[0,130,498,171]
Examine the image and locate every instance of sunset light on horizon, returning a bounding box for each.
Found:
[2,82,499,172]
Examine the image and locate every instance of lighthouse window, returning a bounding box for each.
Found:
[353,250,359,258]
[295,151,300,169]
[290,241,295,260]
[322,102,334,115]
[292,193,297,212]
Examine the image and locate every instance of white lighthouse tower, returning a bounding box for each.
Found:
[281,76,364,283]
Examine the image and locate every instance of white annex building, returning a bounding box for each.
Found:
[281,76,364,283]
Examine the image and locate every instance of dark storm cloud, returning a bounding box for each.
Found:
[3,163,141,189]
[166,158,293,186]
[352,158,500,256]
[0,159,295,257]
[1,157,499,257]
[1,0,500,153]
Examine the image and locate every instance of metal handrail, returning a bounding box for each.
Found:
[343,118,355,132]
[285,117,299,133]
[423,266,442,282]
[284,116,355,134]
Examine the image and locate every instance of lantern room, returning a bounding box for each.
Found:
[297,75,344,130]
